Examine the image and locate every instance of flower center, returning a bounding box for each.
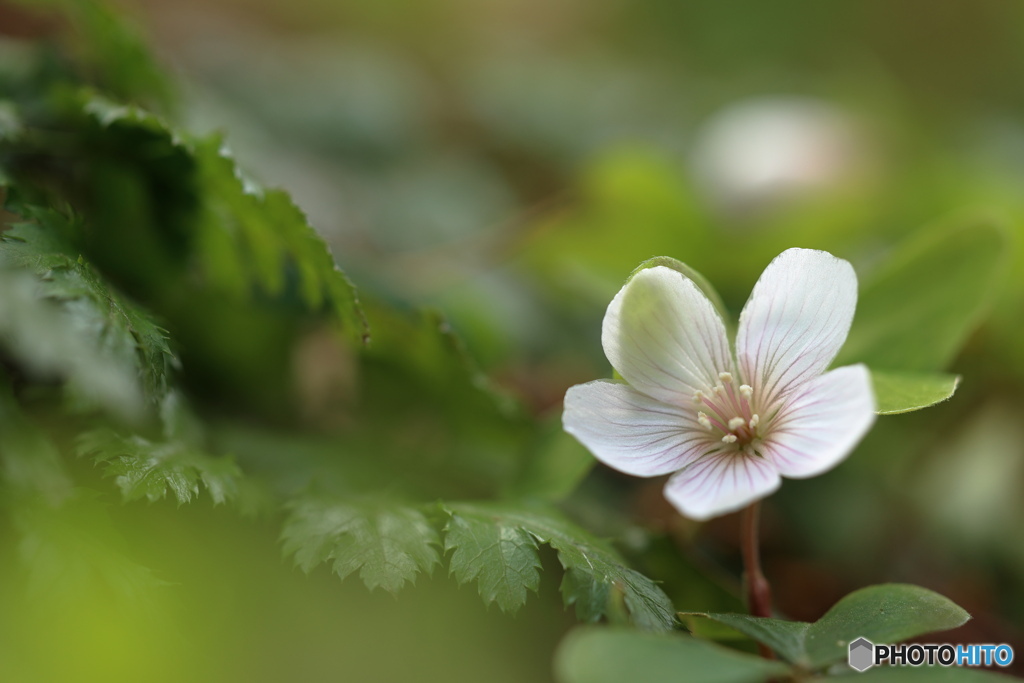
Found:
[692,372,760,447]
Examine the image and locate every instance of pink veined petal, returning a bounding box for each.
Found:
[563,380,715,477]
[602,266,733,406]
[736,248,857,405]
[761,364,876,478]
[663,451,781,521]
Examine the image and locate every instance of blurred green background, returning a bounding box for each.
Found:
[2,0,1024,680]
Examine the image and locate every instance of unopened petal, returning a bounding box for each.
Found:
[737,248,857,404]
[761,364,876,478]
[663,451,781,521]
[563,380,714,477]
[602,266,732,406]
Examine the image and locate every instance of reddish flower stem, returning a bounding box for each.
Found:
[741,501,775,659]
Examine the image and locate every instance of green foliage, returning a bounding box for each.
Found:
[555,623,1016,683]
[356,304,531,499]
[190,135,368,343]
[443,502,676,631]
[77,429,241,505]
[282,497,441,593]
[870,370,961,415]
[554,627,791,683]
[444,507,542,612]
[851,668,1020,682]
[76,94,367,344]
[838,216,1011,372]
[10,0,174,111]
[803,584,971,668]
[686,584,971,670]
[0,212,176,403]
[0,266,146,419]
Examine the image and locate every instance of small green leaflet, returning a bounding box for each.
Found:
[77,429,241,505]
[12,0,175,112]
[838,216,1010,373]
[281,498,440,594]
[79,94,368,345]
[0,267,145,420]
[849,666,1021,682]
[685,583,971,670]
[0,212,177,403]
[443,502,676,631]
[870,370,960,415]
[555,627,791,683]
[444,509,542,613]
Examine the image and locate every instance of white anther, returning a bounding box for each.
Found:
[697,412,712,430]
[692,390,705,405]
[748,414,760,429]
[728,417,745,431]
[718,372,733,383]
[713,385,724,396]
[739,385,753,399]
[721,434,738,444]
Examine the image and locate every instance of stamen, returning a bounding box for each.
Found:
[692,390,705,405]
[697,412,712,430]
[728,417,745,431]
[721,434,738,444]
[739,384,753,399]
[748,414,760,429]
[718,372,733,384]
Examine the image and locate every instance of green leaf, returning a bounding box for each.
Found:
[837,216,1011,372]
[77,94,368,344]
[281,498,440,593]
[0,267,145,419]
[554,627,792,683]
[443,502,676,630]
[10,0,174,111]
[688,584,971,670]
[803,583,971,668]
[683,612,809,665]
[0,213,177,402]
[192,136,368,345]
[871,370,961,415]
[851,667,1020,682]
[354,303,531,499]
[444,509,542,613]
[77,429,241,505]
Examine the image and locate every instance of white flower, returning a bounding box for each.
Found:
[562,249,876,521]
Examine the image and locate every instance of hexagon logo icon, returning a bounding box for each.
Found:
[849,637,875,672]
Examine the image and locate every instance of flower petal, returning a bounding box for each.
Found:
[563,379,714,477]
[761,364,876,478]
[602,266,732,406]
[737,248,857,404]
[663,451,781,521]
